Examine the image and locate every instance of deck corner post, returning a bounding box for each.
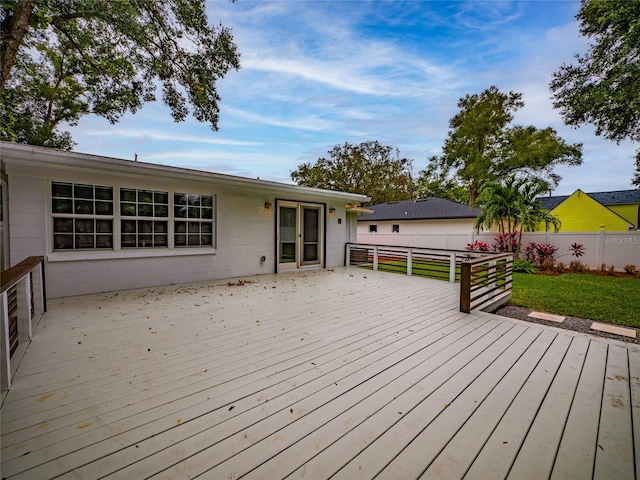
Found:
[345,243,351,267]
[460,261,471,313]
[407,249,413,276]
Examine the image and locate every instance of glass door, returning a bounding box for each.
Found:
[277,202,323,270]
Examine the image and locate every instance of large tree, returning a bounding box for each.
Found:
[0,0,240,149]
[424,86,583,206]
[550,0,640,187]
[291,141,418,205]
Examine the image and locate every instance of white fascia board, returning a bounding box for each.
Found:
[0,142,370,203]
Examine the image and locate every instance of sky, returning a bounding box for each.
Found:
[71,0,638,196]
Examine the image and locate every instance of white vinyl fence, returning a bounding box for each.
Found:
[358,229,640,270]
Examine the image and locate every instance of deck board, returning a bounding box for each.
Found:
[1,267,638,479]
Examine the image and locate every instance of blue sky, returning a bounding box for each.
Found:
[72,0,637,196]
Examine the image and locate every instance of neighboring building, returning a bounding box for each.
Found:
[357,198,481,250]
[0,142,369,298]
[537,189,640,232]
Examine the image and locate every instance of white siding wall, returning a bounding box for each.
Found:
[358,219,475,250]
[6,163,353,297]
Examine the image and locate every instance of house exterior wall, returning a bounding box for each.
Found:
[3,147,366,298]
[608,204,639,228]
[357,218,475,250]
[542,190,631,232]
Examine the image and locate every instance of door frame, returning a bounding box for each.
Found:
[275,199,325,272]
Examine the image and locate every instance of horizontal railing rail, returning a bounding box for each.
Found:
[1,256,46,391]
[346,243,512,313]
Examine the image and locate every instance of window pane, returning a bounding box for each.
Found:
[175,221,186,233]
[139,234,153,247]
[201,223,213,234]
[75,234,95,249]
[138,190,153,203]
[174,193,187,206]
[121,203,136,216]
[121,220,136,234]
[201,207,213,219]
[53,198,72,214]
[201,196,213,207]
[175,234,186,246]
[54,234,74,249]
[122,234,136,248]
[154,192,168,204]
[155,235,168,247]
[139,220,152,233]
[121,189,136,202]
[96,201,113,215]
[188,235,200,246]
[75,200,94,214]
[154,221,167,233]
[54,218,73,233]
[96,235,113,249]
[201,235,212,246]
[74,184,93,199]
[95,187,113,201]
[138,204,153,217]
[52,182,72,198]
[188,194,200,206]
[96,220,112,233]
[154,205,168,217]
[75,219,94,233]
[188,207,199,218]
[174,206,187,218]
[188,222,200,233]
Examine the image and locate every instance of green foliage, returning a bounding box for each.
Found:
[550,0,640,185]
[512,273,640,327]
[474,176,561,255]
[624,264,637,275]
[568,260,586,273]
[291,141,418,205]
[425,86,582,206]
[0,0,240,147]
[512,259,536,274]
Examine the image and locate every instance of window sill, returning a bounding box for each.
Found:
[47,248,216,262]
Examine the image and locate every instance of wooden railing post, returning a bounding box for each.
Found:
[407,249,413,276]
[460,261,471,313]
[17,274,32,342]
[373,246,379,271]
[345,243,351,267]
[1,291,11,390]
[449,253,456,283]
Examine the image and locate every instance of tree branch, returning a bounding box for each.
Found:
[1,0,36,90]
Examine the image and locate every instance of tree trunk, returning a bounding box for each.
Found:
[0,0,35,90]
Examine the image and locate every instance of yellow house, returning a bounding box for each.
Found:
[537,189,639,232]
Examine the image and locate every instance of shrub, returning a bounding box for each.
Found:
[493,232,518,253]
[624,264,637,275]
[556,262,566,273]
[523,242,538,262]
[568,260,586,273]
[608,265,616,276]
[466,241,490,252]
[535,243,559,267]
[569,243,585,258]
[539,258,556,271]
[599,263,608,274]
[513,259,536,274]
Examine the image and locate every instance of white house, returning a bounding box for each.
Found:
[357,198,481,250]
[0,142,369,298]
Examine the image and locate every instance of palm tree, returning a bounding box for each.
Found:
[475,176,561,256]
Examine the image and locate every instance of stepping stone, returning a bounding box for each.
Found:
[590,322,637,339]
[528,311,565,323]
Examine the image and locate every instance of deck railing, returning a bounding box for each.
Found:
[459,252,513,313]
[1,256,46,391]
[345,243,512,314]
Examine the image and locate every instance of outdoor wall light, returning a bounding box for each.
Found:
[329,207,336,214]
[264,202,272,210]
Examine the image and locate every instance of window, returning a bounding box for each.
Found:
[120,189,168,248]
[369,225,377,233]
[174,193,214,246]
[52,182,114,250]
[392,224,399,233]
[51,182,215,252]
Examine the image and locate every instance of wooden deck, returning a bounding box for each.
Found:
[1,267,638,479]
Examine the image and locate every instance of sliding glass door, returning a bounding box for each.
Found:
[277,202,324,270]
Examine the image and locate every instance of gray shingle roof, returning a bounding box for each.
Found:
[358,198,481,222]
[537,189,640,210]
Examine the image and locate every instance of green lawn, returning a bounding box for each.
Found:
[511,272,640,328]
